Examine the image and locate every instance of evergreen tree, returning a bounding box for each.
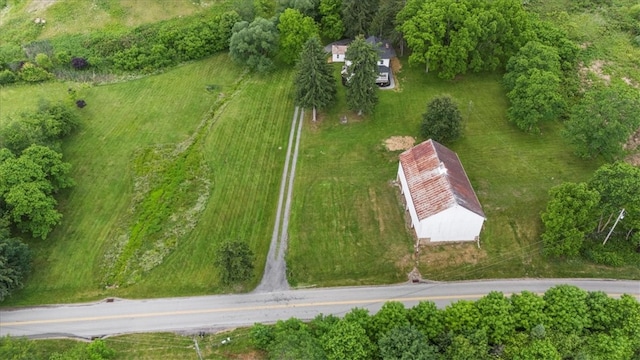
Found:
[294,37,337,121]
[344,36,379,116]
[342,0,378,38]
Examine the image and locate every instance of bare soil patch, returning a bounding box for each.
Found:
[579,60,611,85]
[390,57,402,91]
[417,242,487,268]
[622,77,639,88]
[384,136,415,151]
[27,0,58,13]
[625,127,640,166]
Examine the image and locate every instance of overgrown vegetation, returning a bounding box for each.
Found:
[252,285,640,359]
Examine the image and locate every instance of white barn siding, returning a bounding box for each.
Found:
[398,163,420,231]
[419,206,484,242]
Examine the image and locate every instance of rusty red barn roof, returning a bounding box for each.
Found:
[399,139,485,220]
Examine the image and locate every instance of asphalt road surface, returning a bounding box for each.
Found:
[1,279,638,339]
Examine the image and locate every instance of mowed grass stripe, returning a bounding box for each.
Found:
[114,68,297,297]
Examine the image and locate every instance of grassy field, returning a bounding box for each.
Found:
[0,0,217,44]
[1,54,295,305]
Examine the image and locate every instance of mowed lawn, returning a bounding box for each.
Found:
[2,54,295,305]
[289,60,640,286]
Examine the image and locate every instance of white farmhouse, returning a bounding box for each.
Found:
[397,139,485,243]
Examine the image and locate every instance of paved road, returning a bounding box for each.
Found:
[1,279,638,339]
[255,107,304,292]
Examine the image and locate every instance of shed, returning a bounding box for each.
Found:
[397,139,485,243]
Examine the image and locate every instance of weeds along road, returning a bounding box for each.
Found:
[255,106,304,292]
[1,279,638,339]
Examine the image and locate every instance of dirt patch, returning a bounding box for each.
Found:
[624,127,640,166]
[417,242,487,269]
[579,60,611,85]
[390,57,402,91]
[27,0,58,13]
[622,77,639,88]
[384,136,415,151]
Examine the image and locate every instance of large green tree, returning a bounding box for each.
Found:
[319,0,344,41]
[506,68,565,133]
[408,301,444,342]
[294,37,336,121]
[541,182,600,257]
[0,237,31,302]
[277,9,319,65]
[543,285,589,335]
[420,95,463,143]
[588,162,640,242]
[378,325,440,360]
[322,319,373,360]
[563,83,640,160]
[342,0,378,38]
[0,145,73,239]
[475,291,515,345]
[229,18,279,72]
[344,35,378,115]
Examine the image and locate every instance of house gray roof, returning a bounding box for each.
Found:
[366,36,396,60]
[325,37,397,59]
[399,139,485,220]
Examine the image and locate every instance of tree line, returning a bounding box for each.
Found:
[251,285,640,359]
[0,101,79,301]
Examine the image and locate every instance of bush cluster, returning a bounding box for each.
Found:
[45,10,241,74]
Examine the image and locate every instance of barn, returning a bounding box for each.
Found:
[397,139,485,243]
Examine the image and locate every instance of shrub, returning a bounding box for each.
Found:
[71,57,89,70]
[0,69,17,85]
[76,99,87,108]
[35,53,53,70]
[421,95,463,143]
[55,51,71,66]
[19,62,53,82]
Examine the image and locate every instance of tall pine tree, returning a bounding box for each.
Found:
[294,37,337,121]
[342,0,378,38]
[344,36,379,116]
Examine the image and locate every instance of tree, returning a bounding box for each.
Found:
[344,35,378,116]
[0,237,31,302]
[254,0,275,18]
[370,0,404,39]
[503,41,562,91]
[322,319,373,360]
[294,37,337,121]
[229,18,279,72]
[378,325,440,360]
[214,240,255,285]
[267,318,326,360]
[0,145,72,239]
[540,182,600,257]
[506,68,565,133]
[408,301,444,342]
[589,162,640,241]
[276,0,319,19]
[543,285,589,335]
[443,329,491,360]
[278,9,319,65]
[443,300,480,335]
[563,83,640,160]
[342,0,378,38]
[510,291,548,332]
[475,291,514,345]
[373,301,409,340]
[319,0,344,41]
[511,339,560,360]
[420,95,463,143]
